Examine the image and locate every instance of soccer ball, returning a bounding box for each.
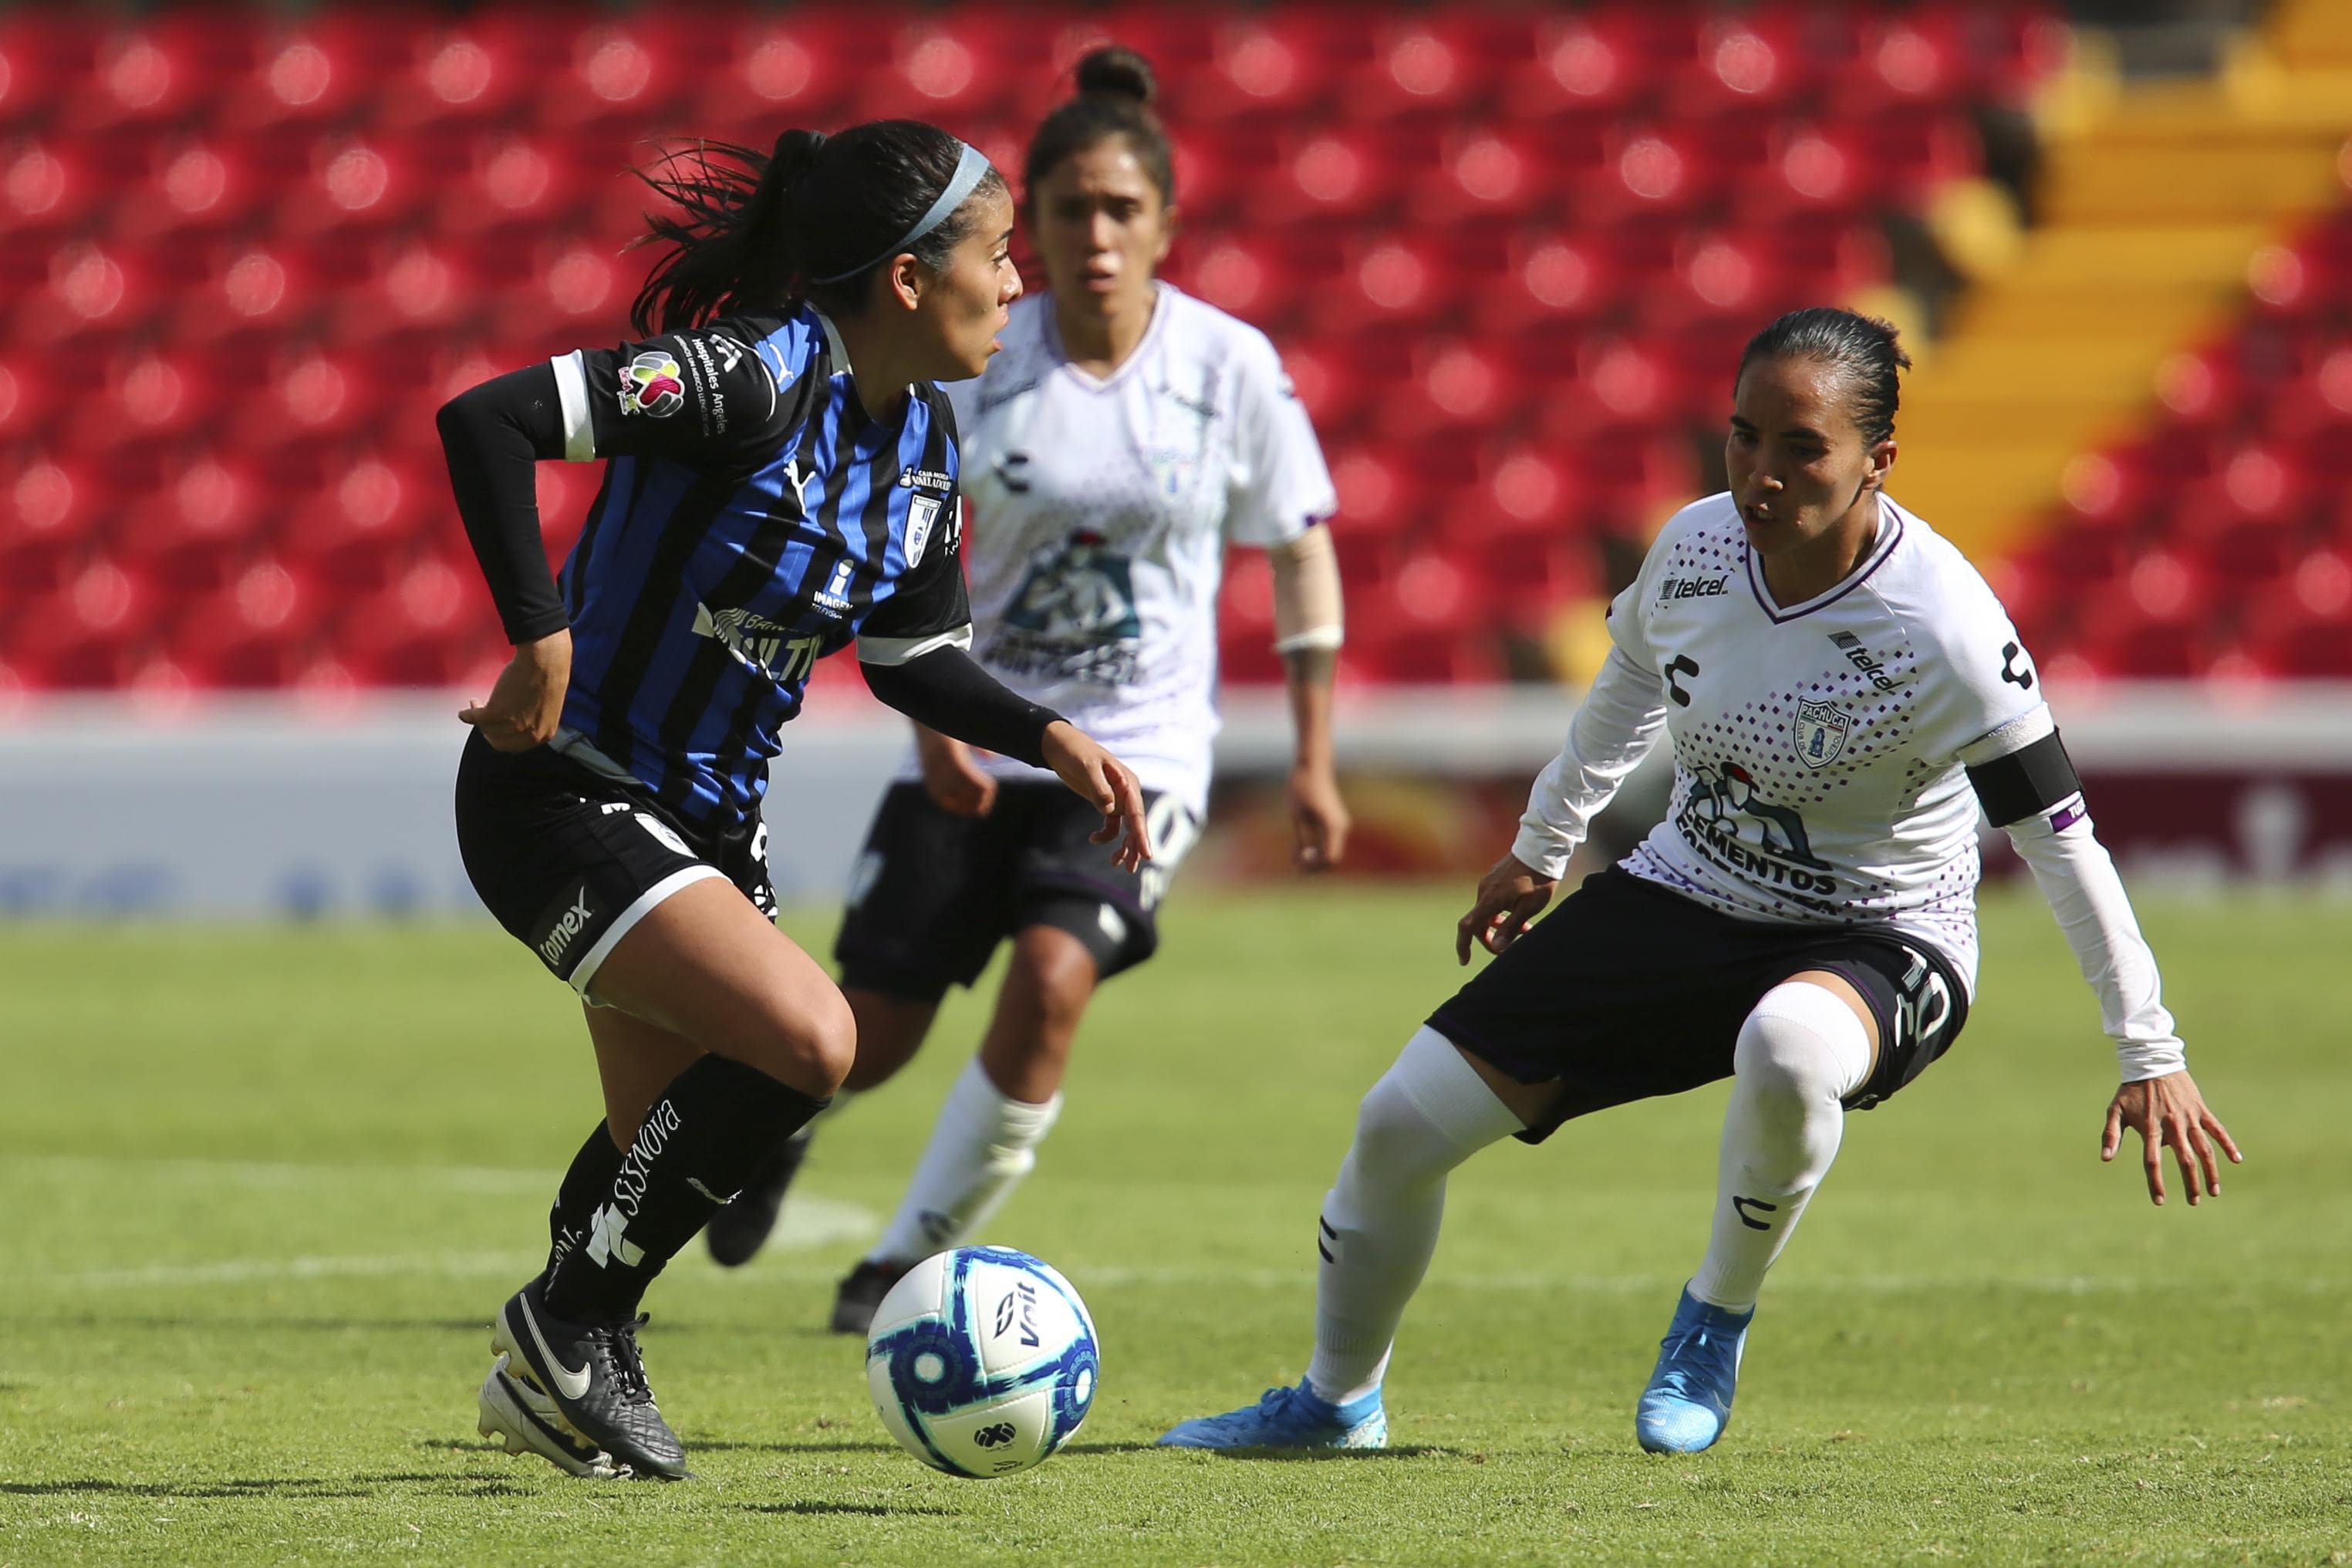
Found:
[864,1246,1098,1478]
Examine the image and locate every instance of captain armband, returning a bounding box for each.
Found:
[1966,730,2084,831]
[1268,523,1344,654]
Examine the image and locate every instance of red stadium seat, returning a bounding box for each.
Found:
[2,140,106,239]
[1467,232,1622,335]
[528,18,706,130]
[430,133,598,236]
[1191,12,1351,123]
[1404,126,1543,224]
[1323,444,1424,553]
[112,139,272,243]
[62,12,251,131]
[226,14,416,130]
[8,557,156,689]
[330,558,502,687]
[1502,11,1669,120]
[0,356,54,446]
[167,556,326,688]
[1337,20,1497,123]
[0,13,106,124]
[55,349,215,455]
[1311,233,1456,334]
[120,455,277,590]
[1662,13,1814,120]
[276,457,438,590]
[1173,230,1306,333]
[1378,339,1519,438]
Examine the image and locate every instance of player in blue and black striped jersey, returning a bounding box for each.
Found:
[437,120,1152,1483]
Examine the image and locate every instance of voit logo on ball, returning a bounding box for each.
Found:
[619,351,686,417]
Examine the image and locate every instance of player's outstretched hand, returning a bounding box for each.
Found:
[1040,720,1153,872]
[460,630,571,753]
[1288,761,1351,873]
[917,730,999,818]
[2102,1070,2242,1206]
[1456,853,1557,965]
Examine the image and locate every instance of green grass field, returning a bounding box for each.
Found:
[3,885,2346,1566]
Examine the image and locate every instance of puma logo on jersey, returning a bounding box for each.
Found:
[1830,631,1900,693]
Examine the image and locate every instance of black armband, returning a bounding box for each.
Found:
[860,647,1065,767]
[1966,730,2083,828]
[436,362,572,644]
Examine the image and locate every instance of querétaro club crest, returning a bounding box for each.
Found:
[619,351,686,418]
[1792,698,1854,771]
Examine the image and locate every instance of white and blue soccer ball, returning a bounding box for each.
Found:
[864,1246,1098,1478]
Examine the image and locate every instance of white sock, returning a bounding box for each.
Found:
[1687,982,1873,1313]
[869,1057,1060,1265]
[1306,1027,1524,1407]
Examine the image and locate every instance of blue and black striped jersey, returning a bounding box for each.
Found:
[545,304,970,829]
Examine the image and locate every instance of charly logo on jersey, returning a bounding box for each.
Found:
[619,350,687,418]
[1792,699,1854,771]
[984,530,1143,686]
[692,602,820,683]
[1677,760,1839,898]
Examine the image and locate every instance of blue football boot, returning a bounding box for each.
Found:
[1158,1379,1387,1450]
[1635,1286,1754,1454]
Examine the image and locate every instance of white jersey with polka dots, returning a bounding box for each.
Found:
[909,284,1336,818]
[1606,491,2047,992]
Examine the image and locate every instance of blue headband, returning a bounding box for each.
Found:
[809,141,993,285]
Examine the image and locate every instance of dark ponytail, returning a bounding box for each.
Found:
[1736,307,1912,446]
[1024,45,1175,204]
[629,120,1007,336]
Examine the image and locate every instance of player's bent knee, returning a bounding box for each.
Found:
[1734,983,1872,1107]
[740,989,856,1097]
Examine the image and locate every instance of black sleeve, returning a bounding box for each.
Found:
[436,363,569,644]
[571,325,788,464]
[860,647,1065,768]
[1966,730,2084,828]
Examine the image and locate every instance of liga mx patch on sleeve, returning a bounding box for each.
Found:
[618,351,686,418]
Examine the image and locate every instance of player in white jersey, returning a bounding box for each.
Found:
[704,48,1351,1330]
[1162,308,2240,1456]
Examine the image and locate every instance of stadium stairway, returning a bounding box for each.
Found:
[1892,0,2352,565]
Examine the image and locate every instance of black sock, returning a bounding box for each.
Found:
[544,1057,830,1323]
[545,1122,625,1279]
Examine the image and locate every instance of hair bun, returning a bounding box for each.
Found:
[1075,45,1155,105]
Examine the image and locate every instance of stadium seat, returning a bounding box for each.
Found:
[62,12,250,131]
[119,454,275,590]
[0,12,106,124]
[226,14,413,130]
[1337,21,1497,123]
[8,557,155,689]
[167,556,326,688]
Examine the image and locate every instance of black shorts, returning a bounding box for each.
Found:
[834,781,1199,1003]
[1429,867,1969,1144]
[454,730,774,997]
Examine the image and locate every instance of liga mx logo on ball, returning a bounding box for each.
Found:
[865,1246,1098,1478]
[619,350,685,417]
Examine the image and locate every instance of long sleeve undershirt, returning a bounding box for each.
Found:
[1509,646,1672,880]
[435,363,572,644]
